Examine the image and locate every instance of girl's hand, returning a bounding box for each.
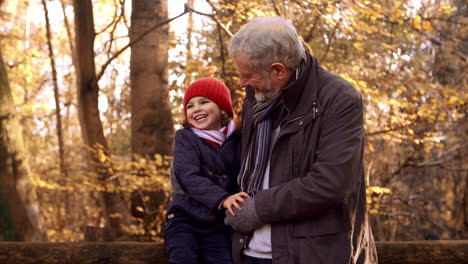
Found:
[223,192,250,216]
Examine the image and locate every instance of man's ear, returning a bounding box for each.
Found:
[271,63,288,80]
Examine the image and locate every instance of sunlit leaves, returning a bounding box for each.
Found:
[353,42,363,52]
[367,186,392,215]
[440,4,455,16]
[2,0,465,242]
[34,145,173,241]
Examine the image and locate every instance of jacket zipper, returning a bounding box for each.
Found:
[270,99,318,155]
[312,101,317,119]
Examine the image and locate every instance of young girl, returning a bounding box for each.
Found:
[164,77,249,264]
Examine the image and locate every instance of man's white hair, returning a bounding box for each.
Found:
[229,16,306,72]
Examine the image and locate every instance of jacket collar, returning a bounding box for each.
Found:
[279,52,319,120]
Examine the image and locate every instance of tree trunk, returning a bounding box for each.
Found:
[0,46,46,241]
[130,0,173,158]
[184,0,194,87]
[129,0,173,236]
[72,0,132,240]
[41,0,67,177]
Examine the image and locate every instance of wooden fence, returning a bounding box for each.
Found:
[0,240,467,263]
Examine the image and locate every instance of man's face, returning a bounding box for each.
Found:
[233,52,282,102]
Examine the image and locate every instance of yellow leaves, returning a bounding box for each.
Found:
[448,96,459,104]
[350,65,361,73]
[353,22,377,34]
[388,98,400,106]
[440,4,455,16]
[154,153,164,167]
[368,186,392,195]
[412,15,433,32]
[422,21,432,31]
[134,178,145,187]
[97,151,108,163]
[109,213,122,219]
[377,3,405,24]
[353,42,363,52]
[381,43,397,52]
[325,6,336,13]
[368,143,375,152]
[35,152,173,195]
[45,228,78,242]
[47,229,56,238]
[412,15,421,28]
[367,186,391,215]
[365,25,379,34]
[123,224,146,235]
[249,9,275,18]
[35,178,73,191]
[437,112,447,121]
[372,3,382,11]
[416,104,431,118]
[233,4,275,21]
[441,86,461,98]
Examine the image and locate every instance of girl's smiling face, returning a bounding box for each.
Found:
[186,96,223,130]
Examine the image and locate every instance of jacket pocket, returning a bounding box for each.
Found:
[294,206,350,237]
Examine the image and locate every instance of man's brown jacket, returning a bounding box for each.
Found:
[232,53,378,264]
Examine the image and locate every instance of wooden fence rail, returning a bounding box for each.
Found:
[0,240,467,264]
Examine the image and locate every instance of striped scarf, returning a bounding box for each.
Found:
[238,95,280,195]
[191,120,238,148]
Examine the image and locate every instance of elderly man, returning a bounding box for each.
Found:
[224,17,378,264]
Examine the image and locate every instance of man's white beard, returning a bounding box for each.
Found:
[254,76,281,102]
[254,90,280,102]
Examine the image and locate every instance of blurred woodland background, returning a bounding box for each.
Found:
[0,0,466,243]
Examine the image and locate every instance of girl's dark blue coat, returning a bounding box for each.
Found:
[168,124,240,223]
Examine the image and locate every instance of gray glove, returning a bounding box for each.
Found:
[224,197,262,234]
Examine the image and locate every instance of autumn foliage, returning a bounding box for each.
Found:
[0,0,466,242]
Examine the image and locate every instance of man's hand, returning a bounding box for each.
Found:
[222,192,251,216]
[224,197,262,234]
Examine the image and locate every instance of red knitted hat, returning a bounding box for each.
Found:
[183,77,234,118]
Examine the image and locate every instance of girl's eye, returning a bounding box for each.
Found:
[201,100,210,104]
[186,105,193,109]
